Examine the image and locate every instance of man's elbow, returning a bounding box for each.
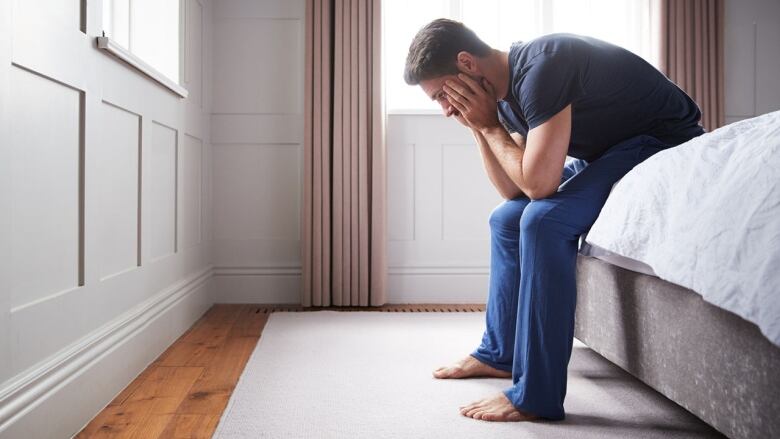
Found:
[524,183,558,201]
[502,188,526,200]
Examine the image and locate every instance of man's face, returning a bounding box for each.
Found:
[419,74,470,118]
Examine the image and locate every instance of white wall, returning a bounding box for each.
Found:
[724,0,780,124]
[210,0,305,304]
[0,1,214,437]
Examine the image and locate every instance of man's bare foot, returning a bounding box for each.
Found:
[432,355,511,379]
[459,393,539,422]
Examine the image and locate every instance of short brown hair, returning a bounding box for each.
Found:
[403,18,492,85]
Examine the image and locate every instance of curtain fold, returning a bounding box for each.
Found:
[303,0,386,307]
[658,0,724,131]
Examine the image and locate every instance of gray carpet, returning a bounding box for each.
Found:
[213,311,724,438]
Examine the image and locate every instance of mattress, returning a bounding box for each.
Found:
[579,239,655,277]
[581,111,780,347]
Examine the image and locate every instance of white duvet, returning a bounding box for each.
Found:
[583,110,780,347]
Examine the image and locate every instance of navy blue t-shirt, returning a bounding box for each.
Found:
[497,33,704,161]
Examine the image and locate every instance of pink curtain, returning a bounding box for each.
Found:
[659,0,725,131]
[302,0,387,307]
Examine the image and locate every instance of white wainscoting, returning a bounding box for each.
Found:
[181,133,204,250]
[98,101,142,281]
[0,0,215,437]
[724,0,780,124]
[9,65,84,312]
[386,114,504,303]
[210,0,305,304]
[150,121,180,260]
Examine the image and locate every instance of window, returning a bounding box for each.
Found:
[102,0,182,84]
[384,0,656,112]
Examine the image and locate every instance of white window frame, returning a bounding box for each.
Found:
[97,0,187,98]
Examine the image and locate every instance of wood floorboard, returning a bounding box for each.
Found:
[157,305,245,367]
[75,303,484,438]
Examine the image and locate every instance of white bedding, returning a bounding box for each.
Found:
[582,110,780,347]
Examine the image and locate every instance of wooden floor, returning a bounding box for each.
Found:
[75,303,485,438]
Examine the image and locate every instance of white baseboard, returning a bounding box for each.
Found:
[388,271,489,303]
[211,266,490,304]
[212,266,302,304]
[0,266,213,439]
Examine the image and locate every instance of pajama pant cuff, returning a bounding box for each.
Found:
[468,351,513,373]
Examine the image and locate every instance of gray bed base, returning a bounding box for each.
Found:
[574,255,780,439]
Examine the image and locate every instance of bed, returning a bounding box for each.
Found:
[573,110,780,439]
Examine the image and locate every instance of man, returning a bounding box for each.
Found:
[404,19,704,422]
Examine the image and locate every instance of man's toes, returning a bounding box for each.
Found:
[465,405,485,417]
[433,367,451,378]
[447,367,466,378]
[460,403,479,415]
[460,399,485,413]
[480,412,496,422]
[473,410,489,420]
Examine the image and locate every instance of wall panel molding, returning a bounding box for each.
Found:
[724,0,780,122]
[213,265,302,276]
[212,144,301,245]
[387,142,416,242]
[9,64,85,312]
[150,120,179,261]
[214,0,305,20]
[98,100,143,281]
[212,16,302,114]
[181,133,204,249]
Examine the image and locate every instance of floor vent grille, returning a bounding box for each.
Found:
[238,304,486,314]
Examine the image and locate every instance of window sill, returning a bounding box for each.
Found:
[96,36,188,98]
[386,109,442,115]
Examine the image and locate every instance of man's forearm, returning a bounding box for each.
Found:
[471,128,525,200]
[480,126,529,187]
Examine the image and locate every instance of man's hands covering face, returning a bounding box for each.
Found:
[443,73,501,133]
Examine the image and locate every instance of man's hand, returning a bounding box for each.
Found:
[443,73,501,133]
[445,105,470,127]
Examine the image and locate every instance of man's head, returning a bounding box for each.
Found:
[404,19,495,116]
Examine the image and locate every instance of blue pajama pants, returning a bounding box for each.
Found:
[469,134,670,420]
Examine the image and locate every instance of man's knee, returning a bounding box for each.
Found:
[521,196,608,243]
[489,198,529,230]
[519,200,563,238]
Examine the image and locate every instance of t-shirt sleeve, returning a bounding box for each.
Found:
[516,49,584,129]
[496,108,516,134]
